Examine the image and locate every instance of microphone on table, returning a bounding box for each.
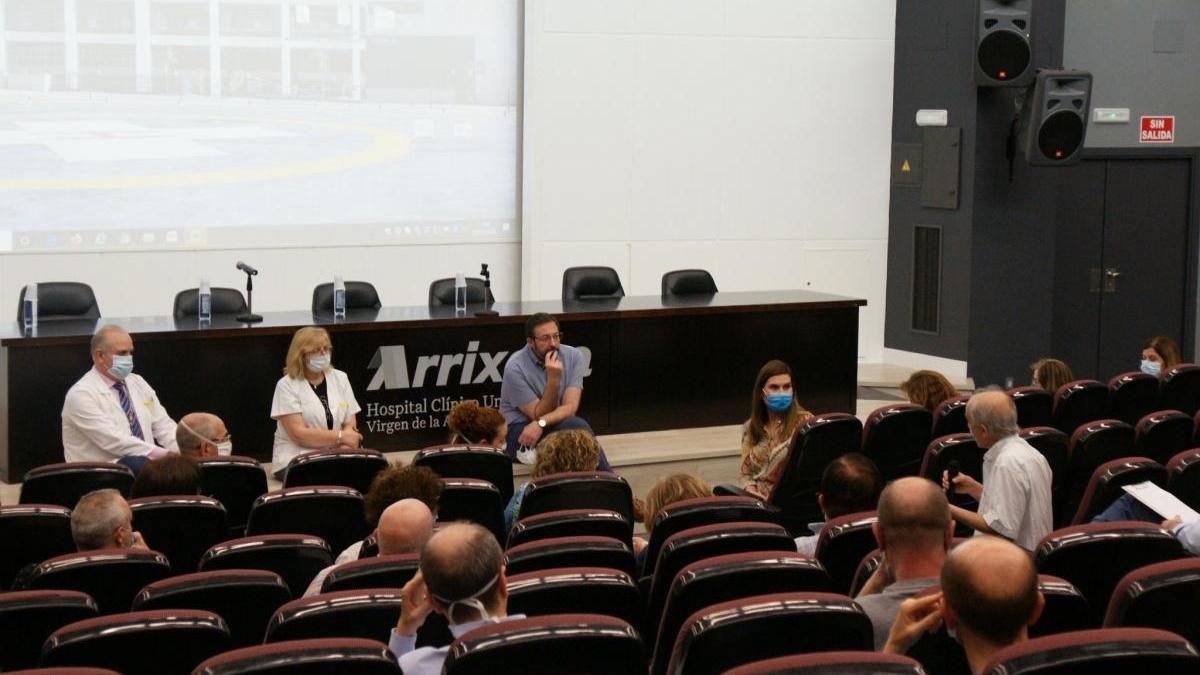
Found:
[945,460,960,496]
[234,260,264,323]
[236,261,259,276]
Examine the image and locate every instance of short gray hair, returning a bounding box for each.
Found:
[71,488,130,551]
[90,325,126,354]
[966,386,1020,438]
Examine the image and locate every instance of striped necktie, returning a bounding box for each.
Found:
[113,381,146,441]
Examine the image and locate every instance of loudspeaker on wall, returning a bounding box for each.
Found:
[1019,69,1093,166]
[975,0,1035,87]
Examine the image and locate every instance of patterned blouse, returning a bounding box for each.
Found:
[739,411,813,499]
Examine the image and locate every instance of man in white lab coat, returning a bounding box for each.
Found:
[61,325,178,472]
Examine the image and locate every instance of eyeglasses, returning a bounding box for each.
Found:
[533,332,563,344]
[307,346,332,356]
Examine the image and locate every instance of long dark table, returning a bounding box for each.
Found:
[0,290,865,482]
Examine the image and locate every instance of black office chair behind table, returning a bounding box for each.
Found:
[173,287,248,319]
[428,277,495,307]
[311,281,382,315]
[562,266,625,301]
[661,269,718,296]
[17,282,101,323]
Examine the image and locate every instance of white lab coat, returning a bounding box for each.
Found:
[270,368,361,469]
[61,368,179,462]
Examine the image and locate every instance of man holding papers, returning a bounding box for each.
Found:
[1099,481,1200,555]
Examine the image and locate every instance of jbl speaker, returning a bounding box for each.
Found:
[1019,69,1093,166]
[975,0,1034,87]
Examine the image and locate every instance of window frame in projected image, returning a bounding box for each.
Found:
[0,0,521,254]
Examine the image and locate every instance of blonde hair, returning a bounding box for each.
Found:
[900,370,959,411]
[284,326,332,379]
[1030,358,1074,394]
[532,430,600,478]
[644,473,712,531]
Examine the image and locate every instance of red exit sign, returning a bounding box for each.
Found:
[1140,116,1175,144]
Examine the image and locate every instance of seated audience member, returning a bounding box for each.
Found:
[885,536,1044,674]
[339,464,445,564]
[634,473,713,561]
[855,477,954,649]
[1029,358,1073,394]
[73,488,148,551]
[1141,335,1183,377]
[446,400,508,449]
[304,499,435,596]
[390,523,525,674]
[131,453,202,498]
[900,370,959,411]
[505,430,600,533]
[740,359,814,499]
[1161,515,1200,556]
[176,412,232,459]
[794,452,883,554]
[943,388,1052,552]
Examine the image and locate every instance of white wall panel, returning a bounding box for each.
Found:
[725,0,897,40]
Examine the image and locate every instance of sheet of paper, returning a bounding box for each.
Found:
[1122,481,1200,523]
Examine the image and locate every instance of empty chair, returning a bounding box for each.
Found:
[767,412,864,533]
[506,567,640,625]
[661,269,718,296]
[428,277,495,307]
[642,496,778,578]
[504,535,635,577]
[507,509,632,548]
[132,569,292,648]
[41,609,231,675]
[0,504,74,590]
[861,403,932,481]
[1135,410,1194,465]
[246,486,368,555]
[320,553,420,593]
[1036,521,1186,626]
[724,652,925,675]
[1009,387,1054,429]
[0,590,99,671]
[1071,457,1167,524]
[1032,575,1091,638]
[666,593,873,675]
[192,638,401,675]
[814,511,880,594]
[199,534,333,598]
[17,282,100,322]
[130,495,229,573]
[1061,420,1135,526]
[1052,380,1109,435]
[438,478,506,543]
[980,627,1200,675]
[265,589,402,644]
[1166,448,1200,511]
[442,614,644,674]
[562,266,625,301]
[197,455,269,536]
[1107,557,1200,647]
[20,462,134,508]
[282,449,389,495]
[932,394,971,437]
[651,552,833,675]
[1159,364,1200,416]
[1108,371,1161,426]
[518,471,634,525]
[413,444,515,503]
[173,287,247,319]
[26,549,172,615]
[920,433,984,513]
[1020,427,1070,507]
[311,281,381,315]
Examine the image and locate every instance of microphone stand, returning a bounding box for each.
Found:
[235,269,263,323]
[475,263,499,316]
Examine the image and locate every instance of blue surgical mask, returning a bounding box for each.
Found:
[1141,359,1162,377]
[108,354,134,380]
[765,392,793,412]
[307,355,330,372]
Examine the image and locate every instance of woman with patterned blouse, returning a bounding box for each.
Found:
[740,359,813,499]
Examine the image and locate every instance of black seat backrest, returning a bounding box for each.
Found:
[562,266,625,301]
[27,549,174,614]
[197,455,269,536]
[931,395,971,437]
[441,614,645,675]
[130,495,230,573]
[282,450,389,495]
[661,269,718,296]
[769,413,863,532]
[0,589,99,671]
[507,508,632,548]
[41,608,231,675]
[132,569,292,648]
[173,287,247,319]
[506,567,640,626]
[920,433,984,513]
[246,486,369,555]
[1020,426,1070,502]
[1010,387,1054,428]
[503,535,635,577]
[413,444,515,503]
[519,471,634,525]
[1032,575,1091,637]
[199,534,333,598]
[1166,448,1200,512]
[18,282,100,322]
[265,589,403,644]
[0,504,75,590]
[20,462,134,508]
[980,627,1200,675]
[311,281,382,314]
[321,553,420,594]
[814,511,880,595]
[1135,410,1195,465]
[642,496,777,578]
[1052,380,1109,435]
[1104,557,1200,647]
[428,277,496,307]
[1063,420,1135,525]
[861,404,932,481]
[192,637,402,675]
[1108,371,1161,426]
[1070,457,1167,525]
[1159,364,1200,416]
[438,478,507,544]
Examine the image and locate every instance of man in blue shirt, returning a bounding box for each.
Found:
[499,312,612,470]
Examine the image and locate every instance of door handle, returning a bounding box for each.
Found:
[1104,268,1121,293]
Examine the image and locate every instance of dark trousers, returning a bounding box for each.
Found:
[505,415,613,472]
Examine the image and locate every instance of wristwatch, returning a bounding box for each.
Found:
[536,418,547,429]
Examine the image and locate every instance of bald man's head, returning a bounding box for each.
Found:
[877,477,951,553]
[420,522,505,624]
[966,388,1020,447]
[941,536,1042,645]
[377,498,434,555]
[176,412,228,458]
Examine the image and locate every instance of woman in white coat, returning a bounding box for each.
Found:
[270,326,364,478]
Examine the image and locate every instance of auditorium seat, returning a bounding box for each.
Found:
[265,589,402,644]
[17,282,100,323]
[1166,448,1200,511]
[26,549,172,615]
[506,567,640,626]
[562,266,625,301]
[1135,410,1194,465]
[413,444,515,503]
[246,486,369,555]
[1069,457,1167,525]
[1035,521,1186,626]
[1,504,74,590]
[320,553,419,594]
[19,462,134,508]
[1108,371,1161,426]
[1062,420,1135,526]
[191,638,401,675]
[199,534,333,598]
[311,281,381,315]
[1159,364,1200,416]
[1105,558,1200,647]
[641,496,777,578]
[504,535,635,577]
[132,569,291,648]
[861,403,932,481]
[197,455,268,537]
[507,508,632,549]
[437,477,507,544]
[0,590,98,671]
[920,433,984,514]
[130,495,229,573]
[665,593,873,675]
[1020,426,1070,510]
[173,287,247,319]
[768,412,863,533]
[428,277,495,307]
[1052,380,1110,436]
[723,652,925,675]
[1032,575,1091,637]
[849,548,884,598]
[7,667,120,674]
[518,471,634,525]
[931,394,971,437]
[41,609,230,675]
[282,449,389,495]
[355,532,379,559]
[814,511,879,594]
[441,614,644,675]
[661,269,718,296]
[981,627,1200,674]
[650,552,833,675]
[1009,386,1053,429]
